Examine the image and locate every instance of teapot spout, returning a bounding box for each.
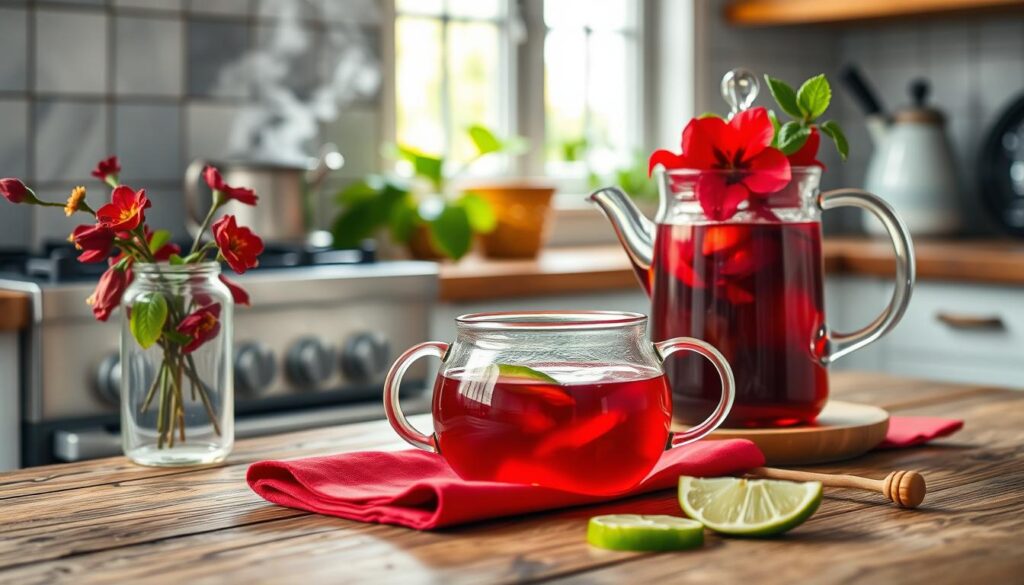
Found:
[587,186,655,291]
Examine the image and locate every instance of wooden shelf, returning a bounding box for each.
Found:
[726,0,1024,26]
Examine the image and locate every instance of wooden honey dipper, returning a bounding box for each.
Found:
[746,467,927,508]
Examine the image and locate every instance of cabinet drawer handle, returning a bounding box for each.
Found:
[935,311,1006,331]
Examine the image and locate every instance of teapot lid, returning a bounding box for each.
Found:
[893,78,944,125]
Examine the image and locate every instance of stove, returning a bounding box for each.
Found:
[0,243,437,467]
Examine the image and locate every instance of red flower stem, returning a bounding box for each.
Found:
[183,356,222,437]
[139,361,166,415]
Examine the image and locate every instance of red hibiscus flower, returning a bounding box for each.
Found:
[649,107,792,221]
[91,156,121,183]
[96,186,151,232]
[787,126,825,169]
[213,215,264,274]
[70,224,116,263]
[203,165,257,206]
[87,264,132,322]
[177,303,222,353]
[0,178,32,204]
[219,274,250,306]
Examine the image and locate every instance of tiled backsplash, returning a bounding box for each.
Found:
[702,1,1024,234]
[0,0,383,249]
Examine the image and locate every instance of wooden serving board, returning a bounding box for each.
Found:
[674,400,890,465]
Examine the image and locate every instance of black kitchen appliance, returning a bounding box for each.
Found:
[980,92,1024,236]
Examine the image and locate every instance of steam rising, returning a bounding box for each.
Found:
[213,0,382,166]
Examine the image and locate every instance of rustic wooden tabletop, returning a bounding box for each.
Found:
[0,372,1021,585]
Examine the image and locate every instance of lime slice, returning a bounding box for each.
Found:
[587,514,704,551]
[496,364,558,384]
[678,476,822,537]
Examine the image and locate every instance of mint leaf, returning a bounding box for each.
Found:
[428,204,472,260]
[765,76,802,119]
[768,110,781,148]
[796,74,831,121]
[820,120,849,160]
[148,229,171,255]
[467,125,503,156]
[130,292,168,350]
[461,193,496,234]
[778,122,811,156]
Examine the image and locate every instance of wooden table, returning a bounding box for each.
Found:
[0,372,1021,584]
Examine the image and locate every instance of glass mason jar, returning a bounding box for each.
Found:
[120,262,234,466]
[649,167,914,427]
[383,311,735,496]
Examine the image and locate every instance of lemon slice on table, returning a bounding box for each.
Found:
[587,514,704,551]
[678,476,822,537]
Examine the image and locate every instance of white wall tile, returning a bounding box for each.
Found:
[115,16,184,96]
[113,0,183,11]
[35,9,109,95]
[34,100,109,182]
[0,8,28,91]
[185,101,244,161]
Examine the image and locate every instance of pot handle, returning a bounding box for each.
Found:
[184,158,210,238]
[819,189,916,365]
[656,338,735,447]
[383,341,449,453]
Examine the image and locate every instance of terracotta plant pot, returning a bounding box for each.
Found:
[468,185,556,259]
[406,225,446,261]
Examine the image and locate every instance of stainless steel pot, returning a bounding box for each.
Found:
[184,145,344,244]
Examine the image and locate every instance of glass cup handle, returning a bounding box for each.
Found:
[655,337,736,447]
[819,189,916,365]
[383,341,449,453]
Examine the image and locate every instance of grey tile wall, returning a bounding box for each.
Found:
[0,0,383,249]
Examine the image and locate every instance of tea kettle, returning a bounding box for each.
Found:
[184,144,344,244]
[843,67,962,235]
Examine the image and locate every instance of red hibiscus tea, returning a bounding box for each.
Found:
[433,364,672,495]
[651,221,827,427]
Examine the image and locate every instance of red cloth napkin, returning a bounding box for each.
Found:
[247,439,764,530]
[877,416,963,449]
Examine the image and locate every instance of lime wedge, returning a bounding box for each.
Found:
[587,514,704,551]
[496,364,558,384]
[678,476,822,537]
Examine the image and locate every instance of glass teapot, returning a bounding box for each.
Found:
[589,167,915,428]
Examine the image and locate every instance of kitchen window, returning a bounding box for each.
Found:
[392,0,646,191]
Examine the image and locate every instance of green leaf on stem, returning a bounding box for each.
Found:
[388,198,419,243]
[768,110,782,148]
[462,193,497,234]
[820,120,849,160]
[130,292,168,350]
[777,121,812,156]
[397,145,444,191]
[796,74,831,121]
[148,229,171,255]
[163,329,192,346]
[168,254,184,265]
[332,200,381,249]
[765,76,802,119]
[468,125,503,156]
[428,204,473,260]
[335,176,384,205]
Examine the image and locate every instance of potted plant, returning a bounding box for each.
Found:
[330,126,526,261]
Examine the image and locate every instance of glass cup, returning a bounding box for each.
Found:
[383,311,735,496]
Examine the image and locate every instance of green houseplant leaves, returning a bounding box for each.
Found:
[130,292,168,350]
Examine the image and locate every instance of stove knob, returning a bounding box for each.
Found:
[286,337,335,387]
[95,354,121,405]
[234,342,276,397]
[340,332,391,383]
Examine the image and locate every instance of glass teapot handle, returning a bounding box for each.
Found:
[655,338,736,447]
[383,341,449,453]
[819,189,916,365]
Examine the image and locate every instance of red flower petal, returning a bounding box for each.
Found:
[729,107,774,161]
[203,166,226,191]
[787,126,826,169]
[681,116,729,169]
[696,173,748,221]
[741,148,791,194]
[648,149,689,175]
[219,274,250,306]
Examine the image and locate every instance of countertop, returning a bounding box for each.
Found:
[0,372,1021,584]
[5,238,1024,331]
